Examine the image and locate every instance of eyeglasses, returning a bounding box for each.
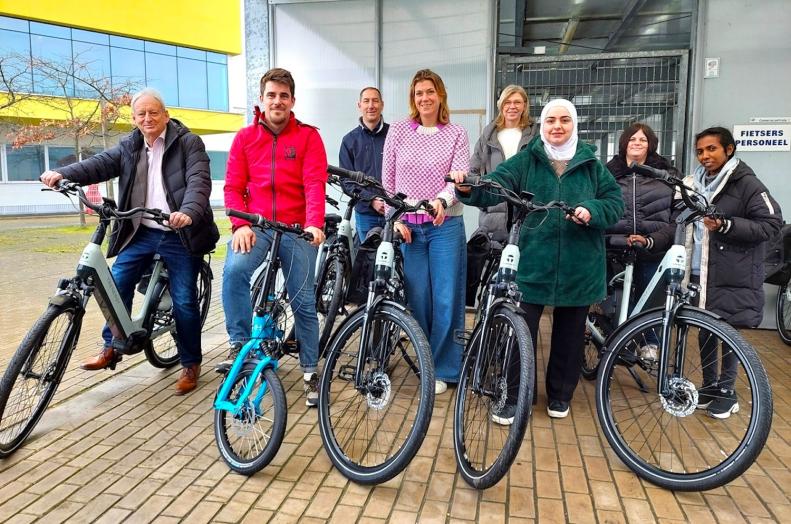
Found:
[503,101,525,107]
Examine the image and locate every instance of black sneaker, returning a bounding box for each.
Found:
[215,342,242,372]
[707,389,739,419]
[492,403,516,426]
[304,373,319,407]
[696,383,719,409]
[547,399,569,419]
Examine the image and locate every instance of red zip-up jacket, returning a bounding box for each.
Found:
[225,108,327,231]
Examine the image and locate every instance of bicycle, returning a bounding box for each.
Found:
[0,181,212,458]
[595,162,773,491]
[448,175,576,489]
[317,165,434,485]
[213,208,314,475]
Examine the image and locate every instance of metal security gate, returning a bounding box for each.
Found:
[497,50,689,169]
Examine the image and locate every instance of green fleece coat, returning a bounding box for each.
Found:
[459,136,624,306]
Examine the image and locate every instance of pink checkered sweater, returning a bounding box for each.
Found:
[382,118,470,217]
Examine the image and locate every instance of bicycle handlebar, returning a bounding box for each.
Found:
[51,180,172,224]
[628,162,716,217]
[226,208,314,242]
[444,175,575,215]
[327,165,373,186]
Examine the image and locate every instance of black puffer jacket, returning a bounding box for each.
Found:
[606,153,677,261]
[650,160,783,327]
[55,119,218,257]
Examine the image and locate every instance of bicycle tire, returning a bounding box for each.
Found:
[454,305,533,489]
[596,307,773,491]
[145,259,212,368]
[318,303,434,484]
[214,365,287,475]
[0,304,80,457]
[581,311,609,380]
[316,254,347,356]
[775,284,791,345]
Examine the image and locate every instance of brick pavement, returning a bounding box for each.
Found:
[0,216,789,523]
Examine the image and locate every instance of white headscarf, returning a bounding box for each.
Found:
[539,98,579,161]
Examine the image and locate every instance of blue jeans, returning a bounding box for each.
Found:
[401,216,466,382]
[355,211,386,244]
[101,226,202,367]
[222,228,319,374]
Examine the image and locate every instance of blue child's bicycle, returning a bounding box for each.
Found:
[213,208,314,475]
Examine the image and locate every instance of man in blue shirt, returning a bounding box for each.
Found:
[338,86,389,242]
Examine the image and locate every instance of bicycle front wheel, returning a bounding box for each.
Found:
[214,366,287,475]
[596,307,773,491]
[454,305,533,489]
[145,259,212,368]
[318,304,434,484]
[775,284,791,345]
[316,254,347,355]
[0,304,80,457]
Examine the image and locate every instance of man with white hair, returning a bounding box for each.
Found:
[40,88,218,395]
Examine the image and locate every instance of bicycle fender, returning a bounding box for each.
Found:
[489,299,527,319]
[48,292,79,308]
[601,305,724,349]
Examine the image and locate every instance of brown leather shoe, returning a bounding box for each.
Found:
[174,364,200,395]
[80,346,117,371]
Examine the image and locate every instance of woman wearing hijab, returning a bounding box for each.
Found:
[455,99,623,420]
[646,127,782,419]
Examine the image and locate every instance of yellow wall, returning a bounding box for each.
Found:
[0,0,241,54]
[0,94,244,135]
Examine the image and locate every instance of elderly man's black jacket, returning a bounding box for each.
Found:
[56,119,219,257]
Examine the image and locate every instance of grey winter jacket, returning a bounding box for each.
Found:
[469,121,537,242]
[55,119,218,257]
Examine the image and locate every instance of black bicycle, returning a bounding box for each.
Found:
[0,182,212,457]
[317,165,434,485]
[449,175,576,488]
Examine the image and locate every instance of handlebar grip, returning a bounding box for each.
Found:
[607,236,630,248]
[325,195,339,207]
[327,165,367,184]
[444,174,481,185]
[226,208,262,226]
[629,162,675,183]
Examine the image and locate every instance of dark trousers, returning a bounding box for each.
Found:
[519,303,589,403]
[691,275,738,390]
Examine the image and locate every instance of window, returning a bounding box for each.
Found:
[207,62,229,111]
[207,151,229,180]
[7,146,45,182]
[110,35,143,50]
[72,41,111,97]
[146,53,179,106]
[0,29,32,88]
[178,58,207,109]
[31,34,74,96]
[48,146,77,169]
[111,47,145,88]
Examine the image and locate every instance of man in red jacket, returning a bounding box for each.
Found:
[222,68,327,407]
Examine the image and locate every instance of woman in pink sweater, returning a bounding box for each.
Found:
[383,69,469,394]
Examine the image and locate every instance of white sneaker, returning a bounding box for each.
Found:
[435,380,447,395]
[638,344,659,360]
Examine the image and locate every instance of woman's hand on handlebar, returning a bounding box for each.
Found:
[167,211,192,229]
[394,222,412,244]
[40,170,64,188]
[567,206,591,226]
[232,226,256,254]
[304,226,324,247]
[627,234,648,247]
[430,198,446,226]
[702,216,723,232]
[449,171,471,193]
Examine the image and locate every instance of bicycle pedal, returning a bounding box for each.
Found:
[214,362,231,374]
[283,339,300,354]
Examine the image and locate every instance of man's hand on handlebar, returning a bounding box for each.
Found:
[305,226,324,247]
[232,226,256,254]
[40,171,64,188]
[167,211,192,229]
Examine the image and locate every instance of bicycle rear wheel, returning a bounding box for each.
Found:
[318,304,434,484]
[145,259,212,368]
[214,366,287,475]
[316,254,348,356]
[596,307,773,491]
[775,284,791,345]
[0,303,80,457]
[454,305,533,489]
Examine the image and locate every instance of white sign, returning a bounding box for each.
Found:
[704,57,720,78]
[733,125,791,151]
[749,117,791,123]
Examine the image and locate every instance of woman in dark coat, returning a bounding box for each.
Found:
[456,99,623,421]
[606,123,678,359]
[646,127,782,419]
